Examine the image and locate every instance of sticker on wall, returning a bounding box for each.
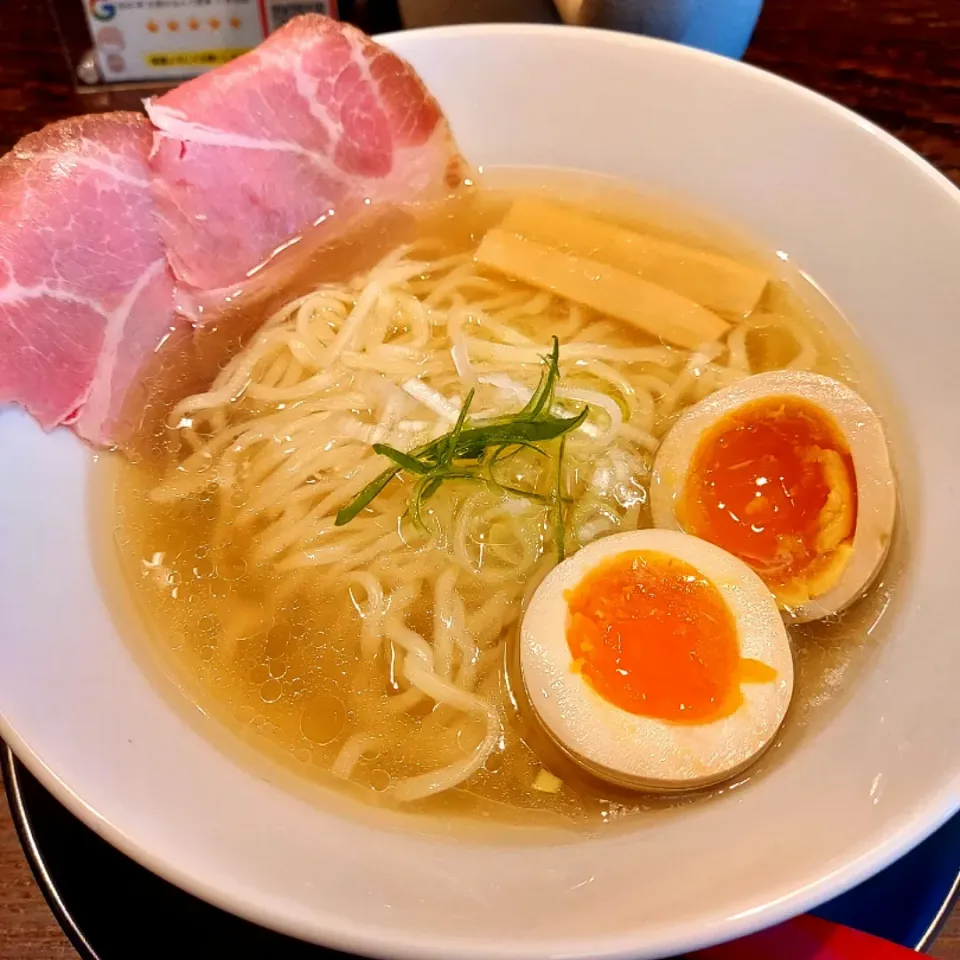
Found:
[81,0,336,83]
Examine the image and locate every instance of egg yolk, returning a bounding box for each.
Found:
[678,397,857,605]
[565,550,775,724]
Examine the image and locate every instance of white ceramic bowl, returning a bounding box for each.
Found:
[1,24,959,960]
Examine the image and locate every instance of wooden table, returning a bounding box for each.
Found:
[1,0,958,956]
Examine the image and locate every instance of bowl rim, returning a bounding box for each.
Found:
[4,21,960,960]
[5,746,960,959]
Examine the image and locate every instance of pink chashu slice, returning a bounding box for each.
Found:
[0,16,463,443]
[0,113,177,446]
[145,14,464,317]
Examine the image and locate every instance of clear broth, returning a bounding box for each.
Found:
[96,173,903,831]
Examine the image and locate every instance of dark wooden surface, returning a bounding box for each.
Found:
[1,0,958,956]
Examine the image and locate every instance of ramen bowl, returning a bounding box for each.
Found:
[1,24,959,960]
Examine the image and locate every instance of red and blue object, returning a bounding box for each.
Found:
[692,810,960,958]
[693,915,925,958]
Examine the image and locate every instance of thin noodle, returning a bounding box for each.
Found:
[153,241,795,803]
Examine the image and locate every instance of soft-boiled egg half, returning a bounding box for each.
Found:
[520,529,793,792]
[651,371,896,622]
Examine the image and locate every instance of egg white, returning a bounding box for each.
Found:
[519,528,794,793]
[650,370,897,622]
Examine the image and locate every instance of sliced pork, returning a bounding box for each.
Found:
[146,14,464,312]
[0,16,463,445]
[0,114,177,445]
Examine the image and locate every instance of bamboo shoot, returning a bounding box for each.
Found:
[475,229,730,350]
[500,198,768,317]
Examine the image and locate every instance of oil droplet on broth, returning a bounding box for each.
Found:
[261,678,283,703]
[300,693,347,746]
[369,769,392,792]
[217,554,248,581]
[484,751,504,774]
[265,626,290,659]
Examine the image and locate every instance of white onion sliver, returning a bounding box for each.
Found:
[401,379,460,423]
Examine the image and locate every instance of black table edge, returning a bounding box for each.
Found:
[2,746,100,960]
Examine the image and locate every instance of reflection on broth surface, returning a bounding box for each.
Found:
[97,173,901,829]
